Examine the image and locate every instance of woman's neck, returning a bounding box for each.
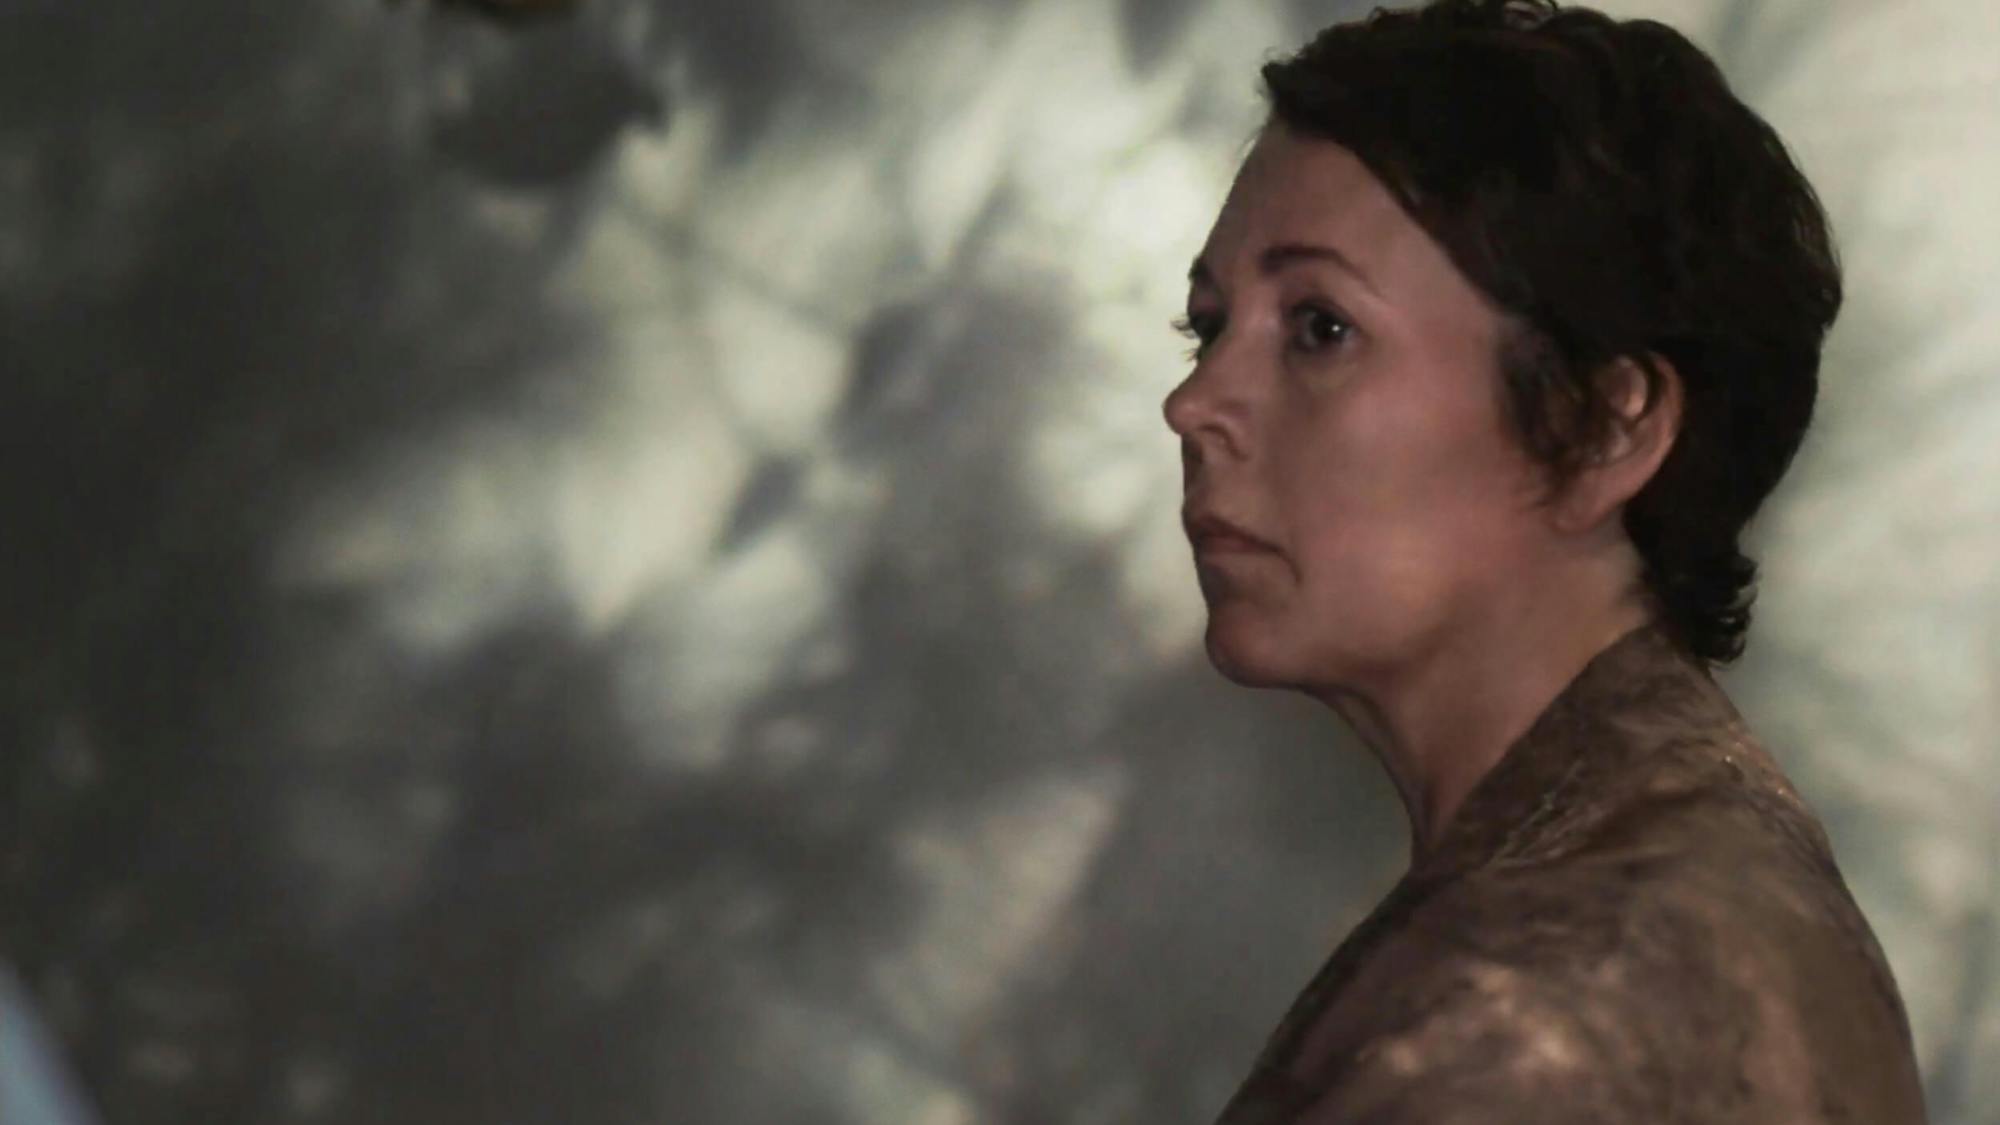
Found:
[1312,562,1659,866]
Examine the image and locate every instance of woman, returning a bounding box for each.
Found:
[1161,2,1928,1122]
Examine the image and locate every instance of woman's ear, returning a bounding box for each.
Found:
[1551,353,1684,533]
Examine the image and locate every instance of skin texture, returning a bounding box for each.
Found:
[1166,128,1929,1122]
[1162,124,1680,861]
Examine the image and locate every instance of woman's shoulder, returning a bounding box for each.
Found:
[1300,754,1930,1124]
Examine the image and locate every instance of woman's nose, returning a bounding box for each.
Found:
[1161,375,1198,437]
[1162,367,1247,480]
[1161,363,1222,439]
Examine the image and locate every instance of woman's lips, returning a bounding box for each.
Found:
[1194,532,1274,554]
[1184,511,1278,554]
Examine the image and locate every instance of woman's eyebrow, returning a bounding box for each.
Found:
[1186,243,1384,301]
[1258,242,1384,300]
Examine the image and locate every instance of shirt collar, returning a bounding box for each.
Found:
[1407,618,1731,882]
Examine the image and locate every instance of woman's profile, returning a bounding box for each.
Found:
[1161,1,1929,1121]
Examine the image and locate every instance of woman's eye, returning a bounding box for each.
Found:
[1289,305,1353,353]
[1172,312,1221,358]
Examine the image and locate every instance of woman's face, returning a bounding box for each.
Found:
[1163,125,1554,691]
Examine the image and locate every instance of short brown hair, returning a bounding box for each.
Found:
[1263,0,1841,665]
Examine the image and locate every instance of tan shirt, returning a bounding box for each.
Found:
[1215,622,1929,1124]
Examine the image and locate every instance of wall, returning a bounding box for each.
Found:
[1,0,1994,1121]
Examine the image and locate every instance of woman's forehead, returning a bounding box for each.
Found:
[1200,130,1429,288]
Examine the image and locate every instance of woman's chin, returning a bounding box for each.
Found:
[1201,611,1292,687]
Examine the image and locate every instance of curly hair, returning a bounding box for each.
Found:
[1262,0,1841,667]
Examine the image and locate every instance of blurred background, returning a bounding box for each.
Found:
[1,0,1994,1121]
